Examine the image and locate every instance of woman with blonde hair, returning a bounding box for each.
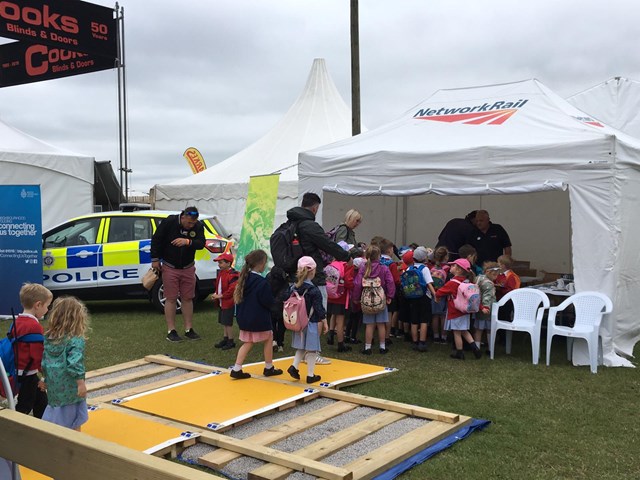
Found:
[332,209,362,245]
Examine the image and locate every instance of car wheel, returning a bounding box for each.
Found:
[150,280,182,314]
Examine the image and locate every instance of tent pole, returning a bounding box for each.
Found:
[350,0,361,136]
[402,196,408,246]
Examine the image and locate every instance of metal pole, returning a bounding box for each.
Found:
[350,0,361,136]
[121,6,130,202]
[115,2,124,199]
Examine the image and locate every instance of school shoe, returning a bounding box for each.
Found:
[287,365,300,380]
[184,329,201,341]
[450,350,465,360]
[361,348,372,355]
[221,340,236,350]
[471,344,482,359]
[327,330,336,345]
[230,369,251,379]
[263,366,283,377]
[307,374,322,384]
[337,343,352,353]
[379,348,389,354]
[214,338,228,348]
[166,330,183,342]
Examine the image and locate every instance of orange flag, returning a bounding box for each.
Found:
[183,147,207,174]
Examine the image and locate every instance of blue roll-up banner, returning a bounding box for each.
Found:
[0,185,43,316]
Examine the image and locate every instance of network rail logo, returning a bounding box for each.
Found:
[414,99,529,125]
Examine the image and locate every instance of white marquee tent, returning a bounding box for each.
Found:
[0,119,94,230]
[152,58,355,238]
[300,79,640,367]
[567,77,640,139]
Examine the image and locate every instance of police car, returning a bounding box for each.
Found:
[42,210,233,311]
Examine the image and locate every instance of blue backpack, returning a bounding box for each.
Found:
[401,264,427,299]
[0,322,44,396]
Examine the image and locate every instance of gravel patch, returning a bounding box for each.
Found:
[88,368,194,399]
[86,362,164,384]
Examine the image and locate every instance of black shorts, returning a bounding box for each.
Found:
[405,296,432,325]
[218,307,235,326]
[327,302,347,316]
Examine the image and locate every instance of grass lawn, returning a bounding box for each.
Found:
[4,299,639,479]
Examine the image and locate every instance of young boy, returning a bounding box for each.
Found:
[212,253,239,350]
[402,247,437,352]
[495,255,521,322]
[14,283,52,418]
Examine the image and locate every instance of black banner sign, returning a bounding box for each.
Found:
[0,40,115,87]
[0,0,117,59]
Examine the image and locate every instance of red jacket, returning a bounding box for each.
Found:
[328,262,355,306]
[14,314,44,375]
[496,270,521,299]
[214,268,239,310]
[435,275,468,320]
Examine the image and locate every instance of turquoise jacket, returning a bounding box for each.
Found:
[42,336,86,407]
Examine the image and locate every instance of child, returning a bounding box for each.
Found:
[436,258,482,360]
[326,243,355,353]
[352,245,395,355]
[41,297,89,431]
[230,250,283,379]
[430,246,450,344]
[13,283,52,418]
[404,246,437,352]
[345,252,365,344]
[495,255,522,322]
[212,253,239,351]
[287,256,329,384]
[458,244,483,277]
[474,262,501,355]
[379,238,401,344]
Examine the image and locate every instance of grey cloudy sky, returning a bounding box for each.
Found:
[1,0,638,195]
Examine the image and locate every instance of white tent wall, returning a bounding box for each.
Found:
[322,190,571,274]
[0,152,94,231]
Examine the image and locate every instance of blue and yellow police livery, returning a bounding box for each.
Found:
[42,210,233,311]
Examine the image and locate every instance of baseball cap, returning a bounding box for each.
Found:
[298,256,317,270]
[401,250,414,264]
[413,246,429,262]
[448,258,471,272]
[214,253,234,263]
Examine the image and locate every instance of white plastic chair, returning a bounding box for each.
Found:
[490,288,550,365]
[546,291,612,374]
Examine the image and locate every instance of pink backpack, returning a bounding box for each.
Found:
[282,289,313,332]
[451,279,481,313]
[324,261,346,299]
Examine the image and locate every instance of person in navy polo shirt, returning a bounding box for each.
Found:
[472,210,512,266]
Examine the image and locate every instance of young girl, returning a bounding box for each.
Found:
[326,242,355,353]
[430,246,449,344]
[474,262,501,355]
[287,256,328,384]
[41,296,89,431]
[379,238,401,344]
[231,250,283,379]
[435,258,482,360]
[352,245,395,355]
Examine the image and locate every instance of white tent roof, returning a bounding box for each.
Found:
[166,58,353,185]
[300,79,640,366]
[567,77,640,139]
[153,58,356,237]
[0,119,94,230]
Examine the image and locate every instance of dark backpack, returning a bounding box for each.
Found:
[320,224,344,265]
[0,322,44,397]
[270,220,304,276]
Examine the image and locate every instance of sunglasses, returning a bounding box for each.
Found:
[183,211,199,218]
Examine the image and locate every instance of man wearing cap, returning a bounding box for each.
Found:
[435,211,478,259]
[151,207,206,342]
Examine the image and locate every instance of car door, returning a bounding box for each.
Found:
[99,216,153,289]
[42,217,102,291]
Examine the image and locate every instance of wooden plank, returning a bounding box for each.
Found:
[0,409,221,480]
[145,354,224,374]
[199,400,358,468]
[347,416,473,480]
[86,358,149,379]
[249,410,405,480]
[89,371,204,404]
[198,433,352,480]
[87,364,176,392]
[319,389,460,423]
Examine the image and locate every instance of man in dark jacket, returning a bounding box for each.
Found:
[151,207,205,342]
[286,193,350,299]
